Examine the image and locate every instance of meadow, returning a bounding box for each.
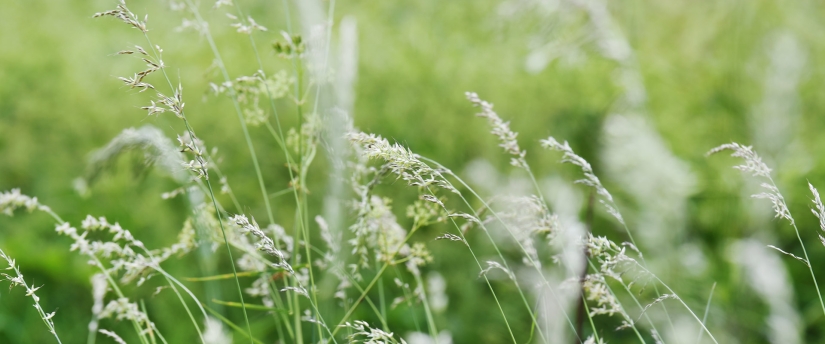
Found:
[2,0,825,343]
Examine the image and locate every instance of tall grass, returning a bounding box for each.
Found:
[3,0,825,343]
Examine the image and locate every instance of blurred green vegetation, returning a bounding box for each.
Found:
[3,0,825,343]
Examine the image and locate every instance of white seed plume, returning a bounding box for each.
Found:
[93,0,148,33]
[229,215,291,273]
[347,131,456,193]
[342,320,406,344]
[808,183,825,247]
[99,329,128,344]
[478,261,515,280]
[541,137,624,225]
[466,92,527,168]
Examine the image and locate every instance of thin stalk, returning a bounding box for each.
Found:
[266,278,294,340]
[134,246,207,343]
[206,159,243,212]
[532,165,670,340]
[330,223,427,338]
[422,157,580,342]
[160,3,264,340]
[422,186,518,344]
[0,247,63,344]
[634,263,719,344]
[412,271,440,343]
[160,273,204,342]
[139,300,159,344]
[341,270,389,330]
[769,176,825,317]
[581,293,602,344]
[376,261,389,332]
[205,179,253,342]
[535,145,678,336]
[183,0,276,227]
[695,282,716,344]
[392,266,423,333]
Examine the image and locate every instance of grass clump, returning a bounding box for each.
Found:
[4,0,825,343]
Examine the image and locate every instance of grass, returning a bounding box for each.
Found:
[3,0,825,343]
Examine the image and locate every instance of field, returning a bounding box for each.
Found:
[3,0,825,343]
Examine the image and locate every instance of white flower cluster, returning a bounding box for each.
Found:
[56,215,194,285]
[582,274,622,317]
[98,297,155,336]
[585,234,639,281]
[580,234,647,325]
[0,188,44,216]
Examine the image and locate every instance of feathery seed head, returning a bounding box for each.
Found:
[466,92,527,168]
[709,143,794,224]
[708,143,772,178]
[94,1,148,33]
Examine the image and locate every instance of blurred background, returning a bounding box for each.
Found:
[3,0,825,343]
